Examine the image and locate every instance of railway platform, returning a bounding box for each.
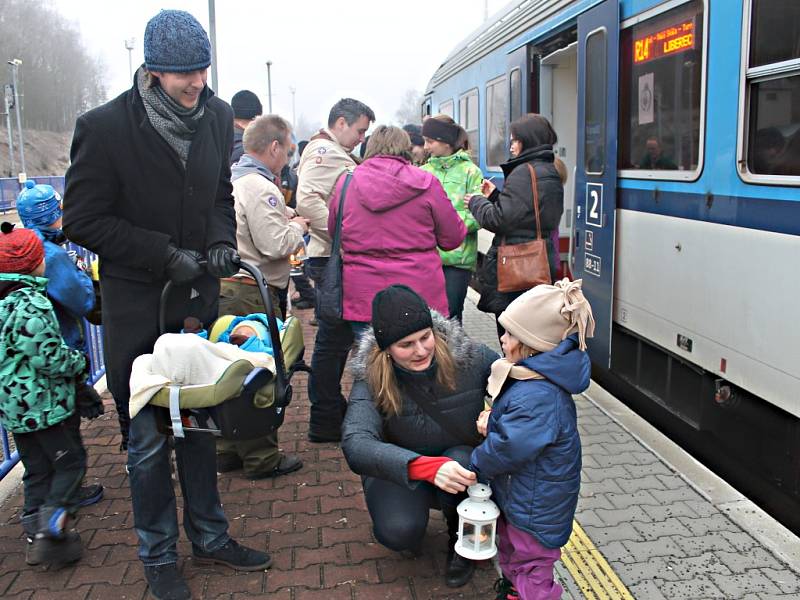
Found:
[0,298,798,599]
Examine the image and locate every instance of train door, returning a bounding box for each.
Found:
[574,0,619,367]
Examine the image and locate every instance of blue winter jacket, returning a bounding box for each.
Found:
[34,228,95,352]
[470,334,590,549]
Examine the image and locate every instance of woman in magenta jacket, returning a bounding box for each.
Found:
[327,125,467,323]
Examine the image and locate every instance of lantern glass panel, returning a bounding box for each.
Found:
[479,523,494,551]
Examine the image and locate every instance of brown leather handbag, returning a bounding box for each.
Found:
[496,164,552,293]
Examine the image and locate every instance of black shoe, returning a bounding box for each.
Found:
[216,453,243,473]
[249,453,303,479]
[192,538,272,571]
[144,564,191,600]
[30,530,83,568]
[445,542,475,588]
[307,430,341,443]
[293,298,315,309]
[493,576,519,599]
[77,483,104,507]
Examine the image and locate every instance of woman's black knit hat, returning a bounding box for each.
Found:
[371,285,433,350]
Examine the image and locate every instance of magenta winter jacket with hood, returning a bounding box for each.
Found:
[327,155,467,322]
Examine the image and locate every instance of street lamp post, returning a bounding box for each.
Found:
[289,86,296,128]
[124,38,135,81]
[7,59,25,176]
[208,0,218,91]
[3,84,16,176]
[265,61,273,113]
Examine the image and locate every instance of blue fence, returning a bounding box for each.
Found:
[0,177,103,480]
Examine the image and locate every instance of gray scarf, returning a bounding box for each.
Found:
[137,67,207,167]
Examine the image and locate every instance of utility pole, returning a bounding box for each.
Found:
[208,0,219,91]
[3,84,16,176]
[8,59,25,176]
[265,61,273,113]
[289,86,296,128]
[124,38,135,81]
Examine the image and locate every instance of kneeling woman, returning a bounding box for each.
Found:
[342,285,497,588]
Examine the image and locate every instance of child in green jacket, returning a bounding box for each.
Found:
[0,222,87,568]
[421,115,483,322]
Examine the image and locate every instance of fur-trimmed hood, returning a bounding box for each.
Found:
[349,310,484,380]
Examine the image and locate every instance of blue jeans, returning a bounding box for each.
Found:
[305,257,369,438]
[127,405,229,566]
[443,266,472,323]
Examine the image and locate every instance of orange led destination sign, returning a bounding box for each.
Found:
[634,19,695,64]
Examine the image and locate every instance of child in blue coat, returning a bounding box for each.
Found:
[470,279,595,600]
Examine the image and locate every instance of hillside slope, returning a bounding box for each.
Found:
[0,126,72,179]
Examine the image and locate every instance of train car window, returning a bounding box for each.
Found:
[510,69,522,122]
[459,89,480,163]
[584,30,606,174]
[618,0,704,175]
[744,0,800,177]
[486,76,508,169]
[439,100,454,118]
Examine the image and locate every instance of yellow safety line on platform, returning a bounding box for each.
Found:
[560,520,635,600]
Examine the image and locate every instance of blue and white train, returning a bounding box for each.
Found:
[424,0,800,527]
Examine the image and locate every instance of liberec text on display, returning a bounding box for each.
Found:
[633,19,695,64]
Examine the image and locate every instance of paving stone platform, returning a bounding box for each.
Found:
[0,299,797,599]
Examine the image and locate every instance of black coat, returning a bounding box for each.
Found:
[342,313,498,490]
[62,80,237,433]
[468,145,563,314]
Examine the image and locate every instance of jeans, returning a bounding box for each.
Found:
[443,266,472,323]
[14,412,86,516]
[127,405,229,566]
[362,445,472,552]
[305,257,369,438]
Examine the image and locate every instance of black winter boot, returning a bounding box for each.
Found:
[442,505,475,588]
[30,506,82,568]
[144,563,191,600]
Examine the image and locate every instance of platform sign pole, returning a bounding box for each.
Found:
[573,0,619,368]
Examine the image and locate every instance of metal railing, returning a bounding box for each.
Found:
[0,176,105,480]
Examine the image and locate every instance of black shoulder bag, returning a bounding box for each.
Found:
[316,173,353,323]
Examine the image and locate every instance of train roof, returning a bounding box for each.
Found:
[425,0,579,93]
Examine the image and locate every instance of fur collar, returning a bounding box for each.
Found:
[349,310,483,380]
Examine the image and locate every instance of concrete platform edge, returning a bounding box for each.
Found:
[582,378,800,572]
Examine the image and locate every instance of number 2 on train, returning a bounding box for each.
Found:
[585,182,603,228]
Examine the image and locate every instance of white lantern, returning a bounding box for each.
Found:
[454,483,500,560]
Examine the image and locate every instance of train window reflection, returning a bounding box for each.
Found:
[459,89,480,163]
[439,100,454,118]
[618,0,704,174]
[584,30,606,174]
[510,69,521,122]
[749,0,800,68]
[486,76,507,169]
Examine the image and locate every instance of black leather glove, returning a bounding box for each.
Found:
[207,243,240,278]
[75,381,104,420]
[164,245,205,284]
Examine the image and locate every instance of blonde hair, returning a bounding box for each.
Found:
[364,125,412,161]
[366,333,456,417]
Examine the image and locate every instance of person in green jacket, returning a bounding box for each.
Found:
[0,222,87,569]
[421,115,483,322]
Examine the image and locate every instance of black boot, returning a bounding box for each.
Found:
[144,564,191,600]
[30,506,82,568]
[21,511,39,566]
[442,505,475,588]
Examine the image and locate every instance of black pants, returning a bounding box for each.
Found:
[14,412,86,516]
[363,445,472,552]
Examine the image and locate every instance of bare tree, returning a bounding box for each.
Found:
[0,0,107,132]
[394,89,424,126]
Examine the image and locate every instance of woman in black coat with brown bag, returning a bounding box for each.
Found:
[467,114,564,338]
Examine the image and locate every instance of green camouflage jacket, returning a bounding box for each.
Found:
[0,274,85,433]
[421,150,482,269]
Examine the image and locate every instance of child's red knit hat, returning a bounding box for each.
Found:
[0,222,44,274]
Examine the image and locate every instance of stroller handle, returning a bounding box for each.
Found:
[158,260,290,408]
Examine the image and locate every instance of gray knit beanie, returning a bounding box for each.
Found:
[144,10,211,73]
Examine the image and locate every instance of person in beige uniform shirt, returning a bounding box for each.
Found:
[217,114,307,480]
[296,98,375,443]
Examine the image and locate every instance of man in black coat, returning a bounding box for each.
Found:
[63,10,270,600]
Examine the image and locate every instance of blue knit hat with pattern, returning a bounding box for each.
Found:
[16,180,62,229]
[144,10,211,73]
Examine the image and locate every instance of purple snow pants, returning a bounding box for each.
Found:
[497,517,563,600]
